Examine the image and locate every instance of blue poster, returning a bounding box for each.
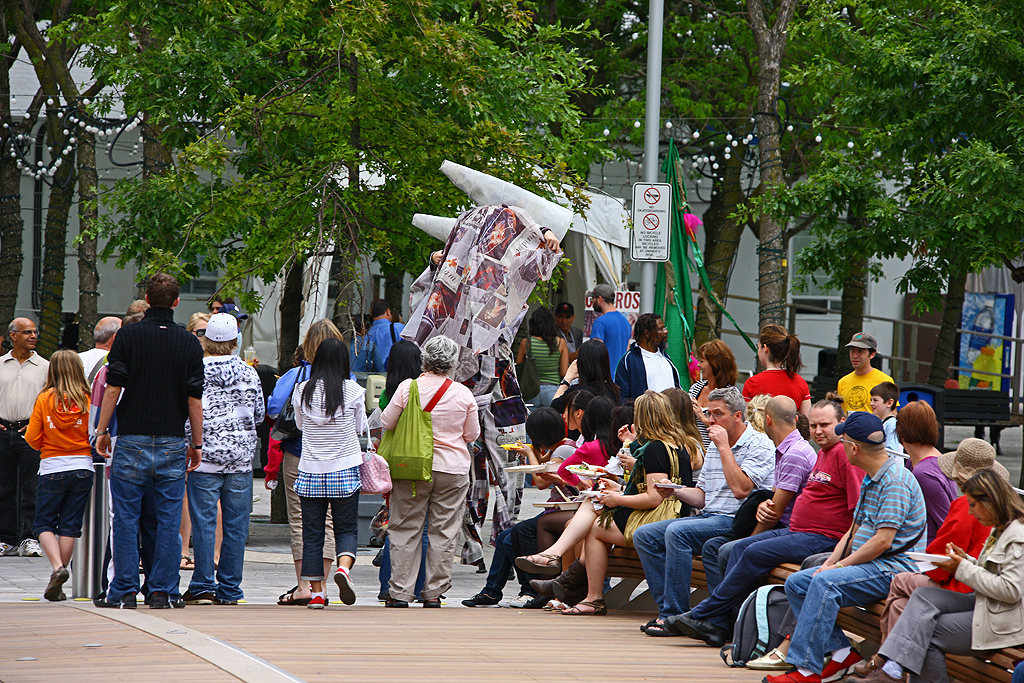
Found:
[959,292,1014,391]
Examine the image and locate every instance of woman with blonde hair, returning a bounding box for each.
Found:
[746,393,771,434]
[267,318,343,606]
[180,311,211,571]
[516,390,696,614]
[26,350,93,600]
[661,387,705,471]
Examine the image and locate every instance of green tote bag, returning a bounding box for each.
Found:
[377,378,452,493]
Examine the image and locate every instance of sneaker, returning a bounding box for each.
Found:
[95,593,137,609]
[0,542,17,556]
[19,539,42,557]
[499,594,533,609]
[213,597,239,605]
[821,650,863,683]
[334,568,356,605]
[307,595,327,609]
[765,671,820,683]
[182,589,216,605]
[149,591,185,609]
[522,594,550,610]
[44,566,70,602]
[462,592,501,607]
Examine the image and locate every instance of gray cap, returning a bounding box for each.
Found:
[846,332,878,351]
[592,283,616,302]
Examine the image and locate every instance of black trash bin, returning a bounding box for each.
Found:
[898,384,945,448]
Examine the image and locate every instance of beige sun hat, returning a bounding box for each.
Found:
[937,437,1010,484]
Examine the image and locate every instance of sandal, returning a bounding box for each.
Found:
[745,647,791,670]
[644,622,679,637]
[180,556,194,570]
[277,587,312,606]
[640,617,659,633]
[514,553,562,576]
[560,599,606,616]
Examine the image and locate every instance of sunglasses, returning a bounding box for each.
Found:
[194,329,206,337]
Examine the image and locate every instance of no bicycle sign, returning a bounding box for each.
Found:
[631,182,671,262]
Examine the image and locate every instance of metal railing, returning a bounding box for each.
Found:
[694,290,1024,415]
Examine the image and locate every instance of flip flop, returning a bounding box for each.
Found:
[277,587,311,606]
[180,556,194,570]
[644,623,680,637]
[640,618,659,633]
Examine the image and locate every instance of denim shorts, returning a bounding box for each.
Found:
[34,469,94,538]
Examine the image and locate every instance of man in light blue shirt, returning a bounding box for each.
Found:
[588,283,631,369]
[366,299,404,372]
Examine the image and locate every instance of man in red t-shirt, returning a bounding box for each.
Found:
[667,403,863,647]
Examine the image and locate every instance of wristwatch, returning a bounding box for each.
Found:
[559,379,571,387]
[191,443,203,450]
[95,429,108,436]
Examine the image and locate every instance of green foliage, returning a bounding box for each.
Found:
[77,0,605,308]
[774,0,1024,312]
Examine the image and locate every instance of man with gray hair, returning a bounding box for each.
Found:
[79,317,122,382]
[632,386,776,634]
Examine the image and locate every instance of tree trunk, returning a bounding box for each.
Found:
[835,255,868,377]
[36,156,77,357]
[748,0,797,331]
[136,112,173,295]
[277,258,304,371]
[694,155,746,345]
[928,270,966,387]
[0,28,24,340]
[77,130,98,350]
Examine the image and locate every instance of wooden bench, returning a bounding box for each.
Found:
[603,548,1024,683]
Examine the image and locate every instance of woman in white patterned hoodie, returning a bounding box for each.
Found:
[182,313,265,605]
[291,337,366,609]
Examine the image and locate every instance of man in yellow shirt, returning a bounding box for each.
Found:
[837,332,894,413]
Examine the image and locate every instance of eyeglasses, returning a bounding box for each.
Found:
[708,411,730,419]
[194,329,206,337]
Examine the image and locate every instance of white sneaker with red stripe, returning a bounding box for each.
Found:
[334,568,356,605]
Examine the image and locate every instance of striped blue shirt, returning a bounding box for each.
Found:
[850,456,927,572]
[696,423,776,515]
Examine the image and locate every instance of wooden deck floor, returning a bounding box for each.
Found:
[1,602,772,683]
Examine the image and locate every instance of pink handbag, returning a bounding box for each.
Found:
[359,446,392,495]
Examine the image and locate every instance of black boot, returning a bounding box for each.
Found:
[551,560,588,606]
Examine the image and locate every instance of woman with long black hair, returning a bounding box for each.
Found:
[292,337,366,609]
[550,339,621,412]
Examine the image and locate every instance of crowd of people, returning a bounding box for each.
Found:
[2,271,1023,683]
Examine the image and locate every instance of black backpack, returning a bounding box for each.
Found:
[719,584,789,667]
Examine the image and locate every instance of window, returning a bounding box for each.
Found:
[790,233,841,315]
[179,257,219,297]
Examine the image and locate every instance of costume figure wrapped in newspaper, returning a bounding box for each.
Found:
[404,204,561,554]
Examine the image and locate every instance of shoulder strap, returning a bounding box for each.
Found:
[390,323,397,344]
[753,585,779,657]
[423,378,453,413]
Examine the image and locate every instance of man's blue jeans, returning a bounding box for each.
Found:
[481,515,541,599]
[187,471,252,602]
[631,513,734,619]
[690,529,837,628]
[109,435,188,602]
[378,524,428,599]
[785,563,896,674]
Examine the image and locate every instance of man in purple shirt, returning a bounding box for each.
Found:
[700,396,818,591]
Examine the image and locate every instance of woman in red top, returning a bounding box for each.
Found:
[743,324,810,415]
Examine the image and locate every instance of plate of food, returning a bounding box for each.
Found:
[565,465,608,479]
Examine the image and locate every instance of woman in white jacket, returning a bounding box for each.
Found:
[292,337,366,609]
[861,469,1024,683]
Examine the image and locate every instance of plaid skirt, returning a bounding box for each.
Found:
[294,467,361,498]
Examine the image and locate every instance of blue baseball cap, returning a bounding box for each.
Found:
[834,411,885,446]
[219,303,248,320]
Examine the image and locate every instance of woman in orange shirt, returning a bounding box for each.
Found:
[25,350,94,601]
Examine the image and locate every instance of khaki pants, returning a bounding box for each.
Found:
[388,471,470,601]
[879,571,941,641]
[282,452,335,562]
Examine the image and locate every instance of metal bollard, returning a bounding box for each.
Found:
[72,461,109,599]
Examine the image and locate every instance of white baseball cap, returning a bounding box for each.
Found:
[206,313,239,343]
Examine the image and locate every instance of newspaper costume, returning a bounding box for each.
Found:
[404,205,561,552]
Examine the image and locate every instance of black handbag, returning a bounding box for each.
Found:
[516,338,540,400]
[270,366,307,442]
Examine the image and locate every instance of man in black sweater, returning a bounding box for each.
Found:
[95,273,204,609]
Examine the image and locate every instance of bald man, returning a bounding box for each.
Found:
[0,318,50,557]
[666,396,855,648]
[79,317,123,381]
